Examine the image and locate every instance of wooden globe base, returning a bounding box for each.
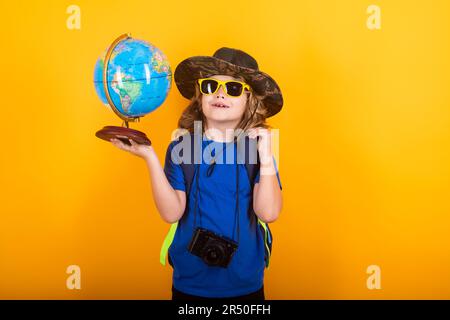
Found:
[95,126,151,146]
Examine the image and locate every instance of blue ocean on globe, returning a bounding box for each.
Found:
[93,38,172,118]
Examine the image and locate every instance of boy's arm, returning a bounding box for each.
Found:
[144,147,186,224]
[253,159,283,223]
[248,127,283,223]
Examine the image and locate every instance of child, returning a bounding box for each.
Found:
[110,47,283,300]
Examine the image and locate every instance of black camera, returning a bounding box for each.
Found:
[188,227,238,268]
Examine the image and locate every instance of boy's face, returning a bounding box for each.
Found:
[200,74,249,127]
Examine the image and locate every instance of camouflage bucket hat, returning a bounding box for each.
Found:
[174,47,283,117]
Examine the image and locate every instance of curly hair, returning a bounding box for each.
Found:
[176,76,271,137]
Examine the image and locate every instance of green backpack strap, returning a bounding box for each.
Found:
[257,218,272,269]
[159,222,178,266]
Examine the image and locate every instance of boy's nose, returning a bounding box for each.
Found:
[216,84,226,97]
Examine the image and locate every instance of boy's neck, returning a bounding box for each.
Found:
[204,120,240,143]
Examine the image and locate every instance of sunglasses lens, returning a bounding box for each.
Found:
[225,82,244,97]
[200,79,218,94]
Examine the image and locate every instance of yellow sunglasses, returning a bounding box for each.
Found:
[197,78,251,98]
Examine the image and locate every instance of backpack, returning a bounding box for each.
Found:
[159,132,274,269]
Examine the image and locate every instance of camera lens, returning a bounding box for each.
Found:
[204,244,225,266]
[188,227,238,268]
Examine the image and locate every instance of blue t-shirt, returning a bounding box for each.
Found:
[163,136,282,298]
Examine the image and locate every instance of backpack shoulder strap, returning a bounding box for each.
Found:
[242,135,260,188]
[179,132,200,196]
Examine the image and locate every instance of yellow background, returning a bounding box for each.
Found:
[1,0,449,299]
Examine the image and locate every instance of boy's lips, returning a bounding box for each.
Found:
[211,102,230,108]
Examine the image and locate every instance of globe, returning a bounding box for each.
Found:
[93,35,172,119]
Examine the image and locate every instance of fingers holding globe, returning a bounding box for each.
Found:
[109,137,151,159]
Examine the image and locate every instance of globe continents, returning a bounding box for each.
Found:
[93,36,172,119]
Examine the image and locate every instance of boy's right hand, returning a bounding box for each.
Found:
[110,138,153,160]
